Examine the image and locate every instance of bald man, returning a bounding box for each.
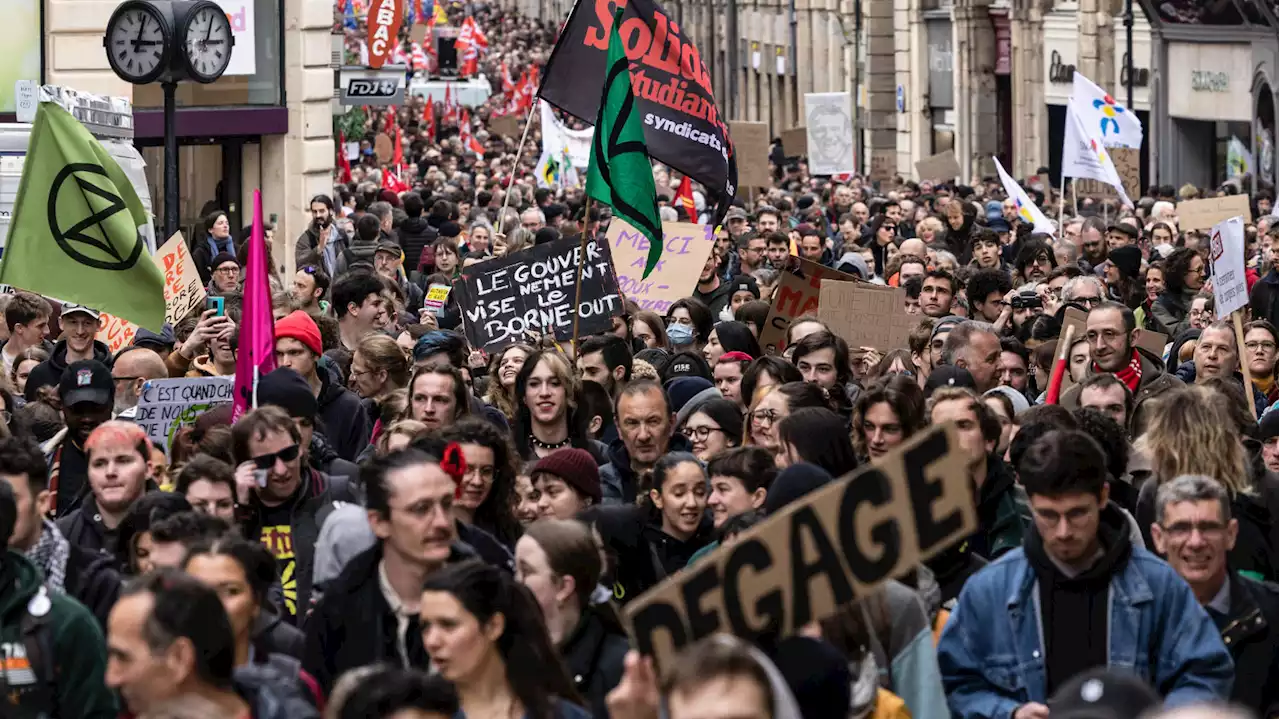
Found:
[112,347,171,418]
[898,238,927,258]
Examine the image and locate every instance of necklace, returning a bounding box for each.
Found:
[530,434,572,451]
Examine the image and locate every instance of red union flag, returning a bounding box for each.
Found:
[367,0,404,69]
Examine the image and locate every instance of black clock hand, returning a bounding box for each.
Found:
[133,14,145,52]
[206,15,213,41]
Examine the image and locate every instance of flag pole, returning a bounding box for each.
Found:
[1233,309,1258,417]
[1057,174,1066,233]
[496,100,541,236]
[571,196,593,354]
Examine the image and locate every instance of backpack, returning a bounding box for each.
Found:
[342,242,378,272]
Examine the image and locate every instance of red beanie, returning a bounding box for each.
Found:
[274,310,322,356]
[531,448,601,504]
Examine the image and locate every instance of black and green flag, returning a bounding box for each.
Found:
[584,8,663,279]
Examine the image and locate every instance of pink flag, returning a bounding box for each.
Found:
[232,189,277,421]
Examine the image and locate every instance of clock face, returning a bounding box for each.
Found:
[183,5,233,82]
[106,4,169,83]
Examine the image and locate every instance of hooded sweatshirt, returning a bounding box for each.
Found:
[1023,502,1133,696]
[23,339,112,402]
[316,361,371,462]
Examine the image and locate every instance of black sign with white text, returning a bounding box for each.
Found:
[453,236,623,353]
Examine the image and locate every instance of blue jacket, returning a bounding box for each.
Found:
[937,544,1234,717]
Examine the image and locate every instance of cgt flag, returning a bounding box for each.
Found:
[0,101,165,331]
[585,8,663,280]
[540,0,737,224]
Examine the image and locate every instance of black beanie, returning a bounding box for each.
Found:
[256,367,319,419]
[772,637,852,719]
[763,462,833,515]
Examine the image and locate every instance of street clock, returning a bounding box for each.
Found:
[104,0,235,85]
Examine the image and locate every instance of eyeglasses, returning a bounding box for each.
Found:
[750,409,780,427]
[214,267,239,276]
[683,425,724,441]
[1160,521,1227,541]
[1085,329,1123,343]
[1245,341,1277,352]
[1069,295,1103,307]
[251,444,300,470]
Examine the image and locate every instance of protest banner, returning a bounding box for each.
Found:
[540,0,737,218]
[490,114,520,139]
[623,423,974,669]
[757,258,859,354]
[804,93,854,176]
[730,121,772,188]
[134,377,234,455]
[781,127,807,157]
[453,236,622,352]
[608,220,714,314]
[1210,216,1249,319]
[914,150,961,182]
[1178,194,1253,232]
[95,232,207,354]
[818,281,917,351]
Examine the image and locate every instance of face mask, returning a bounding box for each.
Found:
[667,322,694,346]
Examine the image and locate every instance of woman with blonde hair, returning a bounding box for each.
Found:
[484,343,534,420]
[1135,384,1277,581]
[495,227,535,258]
[376,419,430,455]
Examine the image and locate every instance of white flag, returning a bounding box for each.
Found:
[1071,72,1144,149]
[992,157,1055,237]
[1063,99,1134,208]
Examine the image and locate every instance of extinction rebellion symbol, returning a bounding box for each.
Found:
[46,162,144,271]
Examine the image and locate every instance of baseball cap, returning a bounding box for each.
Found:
[60,303,100,320]
[929,315,966,343]
[1048,668,1161,719]
[725,207,749,221]
[59,360,113,408]
[925,365,975,394]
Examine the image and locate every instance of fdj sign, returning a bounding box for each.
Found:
[348,79,398,98]
[338,67,406,107]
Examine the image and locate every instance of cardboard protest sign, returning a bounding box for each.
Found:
[914,150,960,182]
[818,281,916,351]
[96,232,206,354]
[134,377,234,455]
[155,233,206,326]
[374,132,393,164]
[608,220,714,315]
[453,236,622,352]
[781,127,807,157]
[1074,148,1140,202]
[1178,195,1252,232]
[489,114,520,140]
[1210,216,1249,319]
[758,258,859,354]
[623,424,975,669]
[731,121,772,188]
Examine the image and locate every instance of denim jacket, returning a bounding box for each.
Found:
[937,546,1234,718]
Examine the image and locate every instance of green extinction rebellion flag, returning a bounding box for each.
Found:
[0,102,165,330]
[585,8,663,280]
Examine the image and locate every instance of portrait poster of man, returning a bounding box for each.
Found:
[804,92,854,176]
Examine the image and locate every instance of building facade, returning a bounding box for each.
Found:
[18,0,334,273]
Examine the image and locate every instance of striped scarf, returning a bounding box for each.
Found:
[25,519,70,592]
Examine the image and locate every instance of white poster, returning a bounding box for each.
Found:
[539,100,593,170]
[215,0,257,76]
[1210,216,1248,319]
[804,92,854,177]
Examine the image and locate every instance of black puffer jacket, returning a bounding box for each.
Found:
[561,608,629,719]
[583,503,713,605]
[316,363,370,462]
[1214,572,1278,718]
[398,216,439,273]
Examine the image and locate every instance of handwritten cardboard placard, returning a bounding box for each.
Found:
[758,257,860,355]
[134,377,234,456]
[781,127,807,157]
[731,121,772,189]
[1178,195,1253,232]
[1074,148,1140,202]
[608,220,714,315]
[818,281,916,351]
[96,232,205,354]
[453,236,622,352]
[489,114,520,140]
[914,150,961,182]
[623,424,974,670]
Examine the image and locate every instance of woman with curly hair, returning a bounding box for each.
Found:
[483,343,534,421]
[1151,246,1208,336]
[434,417,524,548]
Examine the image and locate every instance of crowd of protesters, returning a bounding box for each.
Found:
[0,3,1272,719]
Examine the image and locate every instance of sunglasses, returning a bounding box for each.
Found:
[252,444,300,470]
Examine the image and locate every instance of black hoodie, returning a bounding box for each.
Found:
[397,215,439,272]
[315,362,370,462]
[1024,501,1133,696]
[24,339,112,401]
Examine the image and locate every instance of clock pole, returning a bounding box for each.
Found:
[163,80,179,240]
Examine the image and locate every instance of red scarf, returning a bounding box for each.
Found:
[1096,350,1143,393]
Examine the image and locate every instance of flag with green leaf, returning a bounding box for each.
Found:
[585,7,663,279]
[0,101,165,330]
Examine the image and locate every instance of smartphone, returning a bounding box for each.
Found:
[206,296,225,317]
[253,469,269,488]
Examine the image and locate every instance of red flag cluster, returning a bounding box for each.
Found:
[454,16,488,76]
[496,66,538,117]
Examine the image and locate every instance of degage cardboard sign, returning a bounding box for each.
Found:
[1178,195,1253,232]
[608,220,714,315]
[623,424,975,669]
[758,258,860,354]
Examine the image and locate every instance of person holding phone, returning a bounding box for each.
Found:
[164,309,236,379]
[295,195,349,278]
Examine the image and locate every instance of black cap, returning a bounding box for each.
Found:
[256,367,319,419]
[1048,668,1161,719]
[925,365,976,394]
[1106,222,1140,240]
[59,360,114,408]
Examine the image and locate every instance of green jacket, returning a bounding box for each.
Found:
[0,552,117,719]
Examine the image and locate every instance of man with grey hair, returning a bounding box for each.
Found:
[939,320,1001,392]
[110,347,170,419]
[367,200,396,242]
[1061,275,1107,311]
[1152,474,1276,717]
[520,207,546,231]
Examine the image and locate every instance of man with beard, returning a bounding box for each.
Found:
[295,194,349,278]
[43,360,116,517]
[232,406,357,624]
[24,304,111,402]
[1061,302,1183,412]
[109,348,170,420]
[692,248,735,317]
[303,448,475,691]
[577,334,632,400]
[1079,217,1110,271]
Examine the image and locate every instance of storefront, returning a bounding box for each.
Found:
[1143,0,1277,189]
[1042,7,1153,187]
